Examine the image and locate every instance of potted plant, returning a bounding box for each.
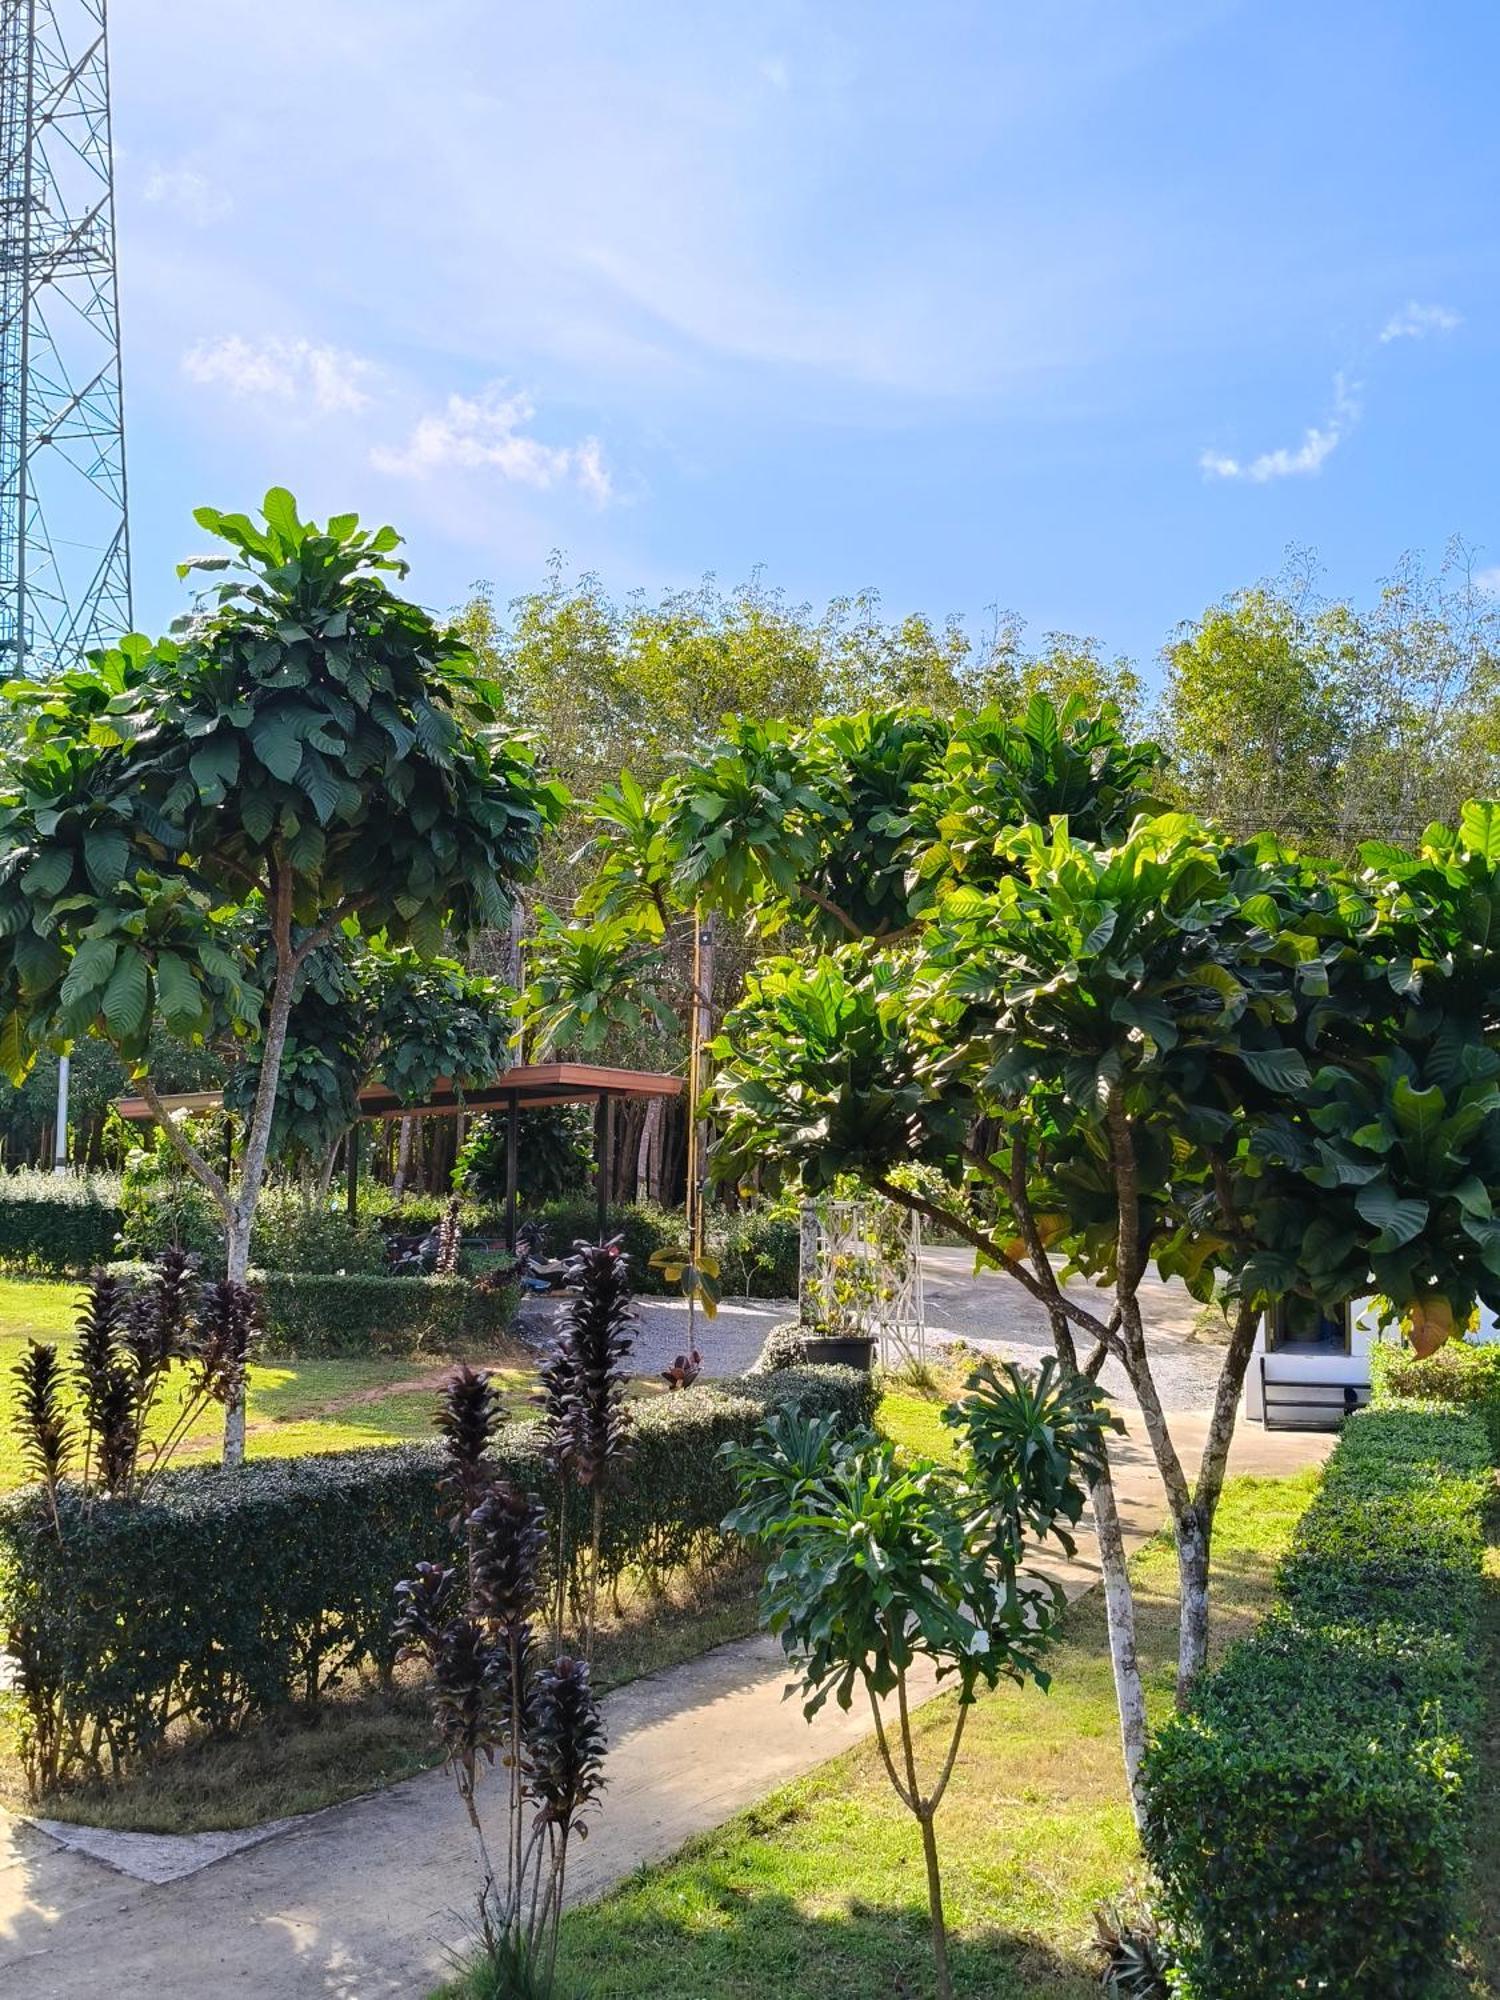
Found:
[802,1255,878,1371]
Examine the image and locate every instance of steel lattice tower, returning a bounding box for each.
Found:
[0,0,129,675]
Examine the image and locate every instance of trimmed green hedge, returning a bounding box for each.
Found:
[256,1271,520,1357]
[0,1365,876,1787]
[1372,1335,1500,1458]
[1143,1402,1492,1999]
[0,1170,123,1275]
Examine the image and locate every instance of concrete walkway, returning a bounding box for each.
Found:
[0,1412,1330,2000]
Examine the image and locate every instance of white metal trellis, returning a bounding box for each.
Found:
[800,1197,926,1368]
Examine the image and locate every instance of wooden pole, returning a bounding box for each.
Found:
[346,1123,360,1219]
[505,1095,520,1252]
[594,1093,610,1243]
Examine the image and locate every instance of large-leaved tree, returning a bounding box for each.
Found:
[550,695,1500,1817]
[0,492,564,1459]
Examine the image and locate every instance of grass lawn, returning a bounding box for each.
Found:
[524,1467,1322,2000]
[0,1274,535,1493]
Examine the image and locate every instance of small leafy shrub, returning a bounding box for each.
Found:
[456,1106,594,1207]
[256,1272,520,1357]
[723,1356,1114,2000]
[251,1186,388,1275]
[1372,1335,1500,1459]
[1142,1401,1490,2000]
[1,1363,873,1792]
[117,1119,226,1264]
[0,1169,123,1274]
[1091,1900,1171,1997]
[748,1320,808,1373]
[713,1208,800,1299]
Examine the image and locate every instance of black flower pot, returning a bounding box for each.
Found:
[802,1334,876,1372]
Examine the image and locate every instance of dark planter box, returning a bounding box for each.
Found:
[802,1334,876,1372]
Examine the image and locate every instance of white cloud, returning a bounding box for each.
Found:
[371,383,612,501]
[181,335,377,415]
[143,164,231,226]
[1476,567,1500,597]
[1200,373,1360,484]
[1379,300,1462,343]
[760,56,790,91]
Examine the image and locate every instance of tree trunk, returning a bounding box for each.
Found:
[1089,1455,1150,1825]
[1175,1505,1212,1704]
[393,1113,414,1197]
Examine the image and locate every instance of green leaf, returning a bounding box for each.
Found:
[59,934,118,1002]
[1354,1181,1429,1251]
[83,829,130,896]
[21,849,72,900]
[1390,1076,1446,1150]
[101,947,150,1038]
[249,712,305,781]
[154,951,202,1029]
[1460,800,1500,864]
[261,487,304,545]
[1238,1046,1311,1093]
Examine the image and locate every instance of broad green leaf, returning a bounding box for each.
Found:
[154,951,202,1028]
[1237,1046,1311,1093]
[1354,1181,1429,1250]
[101,947,149,1038]
[1459,800,1500,864]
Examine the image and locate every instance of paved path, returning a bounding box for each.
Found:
[0,1412,1329,2000]
[527,1246,1226,1399]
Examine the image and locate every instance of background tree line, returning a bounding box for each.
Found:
[4,537,1496,1179]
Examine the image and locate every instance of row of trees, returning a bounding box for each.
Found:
[540,693,1500,1823]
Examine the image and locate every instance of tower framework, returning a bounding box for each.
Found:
[0,0,129,675]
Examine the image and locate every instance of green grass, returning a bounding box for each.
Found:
[0,1274,535,1491]
[517,1468,1322,2000]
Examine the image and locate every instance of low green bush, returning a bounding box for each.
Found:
[0,1364,875,1788]
[1142,1401,1492,2000]
[257,1272,520,1357]
[0,1169,123,1274]
[1372,1336,1500,1459]
[250,1188,388,1275]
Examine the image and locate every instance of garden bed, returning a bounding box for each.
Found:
[457,1467,1323,2000]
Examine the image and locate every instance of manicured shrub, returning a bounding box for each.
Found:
[256,1272,520,1357]
[1142,1401,1491,2000]
[1372,1336,1500,1460]
[0,1364,873,1789]
[0,1169,123,1275]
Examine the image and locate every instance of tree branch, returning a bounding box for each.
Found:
[873,1174,1117,1347]
[135,1074,229,1212]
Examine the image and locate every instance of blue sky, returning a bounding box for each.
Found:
[112,0,1499,681]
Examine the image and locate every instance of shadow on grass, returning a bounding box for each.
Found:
[546,1887,1098,2000]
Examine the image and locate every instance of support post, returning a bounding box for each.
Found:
[594,1093,612,1244]
[346,1122,360,1219]
[505,1095,519,1252]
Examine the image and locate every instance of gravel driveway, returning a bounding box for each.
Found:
[518,1247,1228,1411]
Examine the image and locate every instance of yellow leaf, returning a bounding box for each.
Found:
[1406,1295,1456,1358]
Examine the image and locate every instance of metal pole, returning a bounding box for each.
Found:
[52,1050,68,1172]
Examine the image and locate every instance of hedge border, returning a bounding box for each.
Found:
[1142,1400,1493,1999]
[0,1364,877,1789]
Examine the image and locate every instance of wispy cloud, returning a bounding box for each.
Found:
[371,383,611,501]
[143,164,231,226]
[1476,567,1500,597]
[1379,300,1462,343]
[181,335,377,415]
[760,55,790,91]
[1200,373,1360,484]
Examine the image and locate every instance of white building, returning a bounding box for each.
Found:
[1245,1295,1500,1429]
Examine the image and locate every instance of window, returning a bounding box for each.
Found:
[1270,1296,1352,1353]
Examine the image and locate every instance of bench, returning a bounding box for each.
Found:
[1260,1359,1365,1431]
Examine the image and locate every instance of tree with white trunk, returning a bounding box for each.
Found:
[0,491,564,1462]
[554,696,1500,1820]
